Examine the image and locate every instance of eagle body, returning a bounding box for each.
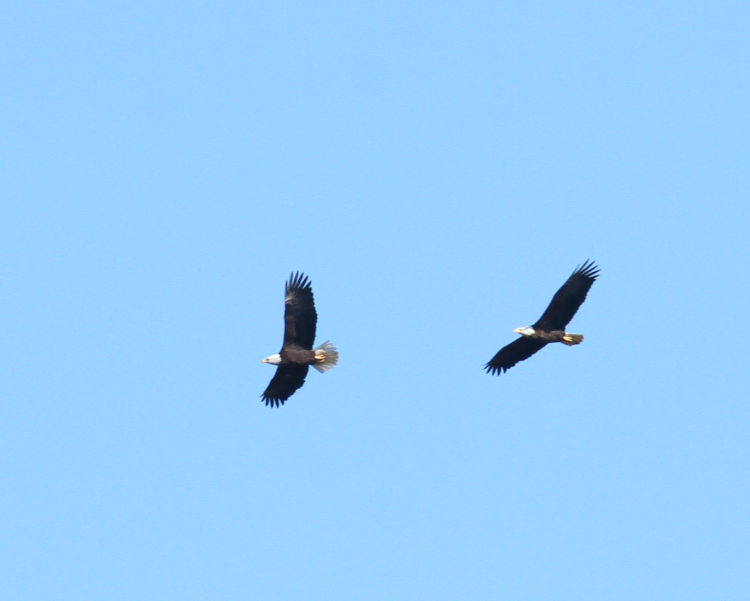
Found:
[520,329,576,343]
[485,260,599,375]
[261,272,338,407]
[278,345,318,365]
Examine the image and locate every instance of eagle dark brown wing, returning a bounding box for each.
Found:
[262,365,309,407]
[533,260,599,331]
[282,271,317,349]
[485,337,548,375]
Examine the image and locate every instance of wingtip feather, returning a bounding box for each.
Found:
[285,271,312,295]
[484,362,507,376]
[573,259,600,280]
[261,394,285,408]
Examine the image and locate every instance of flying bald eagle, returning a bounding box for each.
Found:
[485,260,599,375]
[261,272,338,407]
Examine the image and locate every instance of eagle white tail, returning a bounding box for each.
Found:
[312,341,338,372]
[561,333,583,346]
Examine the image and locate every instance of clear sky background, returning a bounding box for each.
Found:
[4,2,749,600]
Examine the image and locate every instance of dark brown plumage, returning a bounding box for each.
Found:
[485,260,599,375]
[261,272,338,407]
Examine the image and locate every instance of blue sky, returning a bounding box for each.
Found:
[4,2,749,599]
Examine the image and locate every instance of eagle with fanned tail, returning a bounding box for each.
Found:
[485,260,599,375]
[261,272,338,407]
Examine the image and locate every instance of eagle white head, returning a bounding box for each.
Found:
[513,326,536,337]
[262,353,282,365]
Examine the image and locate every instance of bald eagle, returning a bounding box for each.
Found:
[261,272,338,407]
[485,260,599,374]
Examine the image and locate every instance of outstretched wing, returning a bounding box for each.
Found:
[485,337,548,375]
[282,271,317,349]
[262,365,309,407]
[533,259,599,331]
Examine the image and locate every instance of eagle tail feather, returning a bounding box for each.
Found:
[312,341,338,372]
